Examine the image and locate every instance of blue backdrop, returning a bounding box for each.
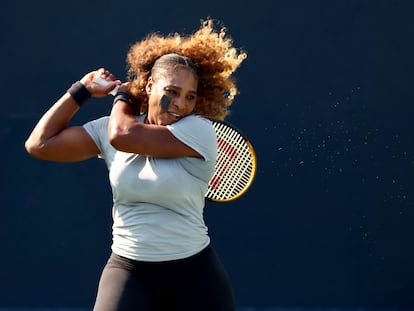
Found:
[1,0,413,309]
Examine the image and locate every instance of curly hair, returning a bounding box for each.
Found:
[126,18,247,120]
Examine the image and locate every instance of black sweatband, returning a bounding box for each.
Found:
[113,91,133,106]
[67,81,91,107]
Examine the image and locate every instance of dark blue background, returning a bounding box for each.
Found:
[1,0,413,308]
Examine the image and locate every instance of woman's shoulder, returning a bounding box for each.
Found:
[167,114,217,160]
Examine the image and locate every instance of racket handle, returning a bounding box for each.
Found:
[93,75,120,96]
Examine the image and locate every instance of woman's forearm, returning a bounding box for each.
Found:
[25,93,80,153]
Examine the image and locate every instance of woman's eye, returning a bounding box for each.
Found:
[166,89,177,95]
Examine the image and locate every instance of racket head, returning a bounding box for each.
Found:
[206,120,257,203]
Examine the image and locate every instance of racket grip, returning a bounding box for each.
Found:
[93,75,120,96]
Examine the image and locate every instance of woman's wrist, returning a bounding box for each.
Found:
[67,81,91,107]
[113,91,133,106]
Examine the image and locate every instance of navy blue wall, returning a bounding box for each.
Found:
[1,0,414,308]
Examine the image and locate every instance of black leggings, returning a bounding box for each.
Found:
[93,245,236,311]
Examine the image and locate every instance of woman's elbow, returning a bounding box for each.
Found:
[24,138,45,159]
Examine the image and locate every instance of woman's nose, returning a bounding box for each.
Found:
[172,97,186,109]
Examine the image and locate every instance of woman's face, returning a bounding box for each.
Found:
[146,67,198,125]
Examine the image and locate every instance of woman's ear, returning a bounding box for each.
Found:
[146,77,153,94]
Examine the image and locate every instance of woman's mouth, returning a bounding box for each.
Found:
[168,111,182,119]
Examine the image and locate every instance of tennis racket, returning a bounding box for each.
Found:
[206,120,257,203]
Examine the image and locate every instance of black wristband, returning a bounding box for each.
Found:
[67,81,91,107]
[113,91,133,106]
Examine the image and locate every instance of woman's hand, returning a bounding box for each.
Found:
[81,68,122,98]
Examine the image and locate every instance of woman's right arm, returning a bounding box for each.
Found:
[25,69,120,162]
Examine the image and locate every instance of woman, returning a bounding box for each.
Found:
[25,19,247,310]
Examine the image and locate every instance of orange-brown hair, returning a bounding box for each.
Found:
[126,19,247,120]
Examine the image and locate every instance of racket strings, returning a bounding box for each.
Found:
[217,144,253,198]
[207,122,255,201]
[214,150,253,199]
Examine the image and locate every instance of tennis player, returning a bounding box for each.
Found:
[25,19,246,310]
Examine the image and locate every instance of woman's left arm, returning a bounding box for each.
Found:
[108,101,201,158]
